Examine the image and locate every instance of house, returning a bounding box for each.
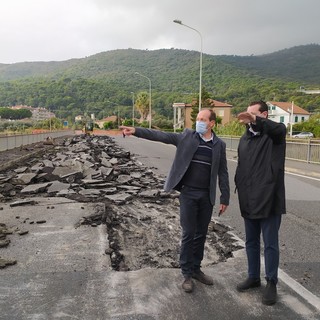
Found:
[11,105,55,120]
[75,115,84,122]
[266,101,311,127]
[209,99,233,125]
[172,99,233,131]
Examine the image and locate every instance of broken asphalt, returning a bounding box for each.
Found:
[0,134,319,320]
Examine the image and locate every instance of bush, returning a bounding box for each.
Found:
[103,121,116,130]
[215,120,246,136]
[292,114,320,137]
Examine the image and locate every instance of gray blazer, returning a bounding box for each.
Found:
[134,128,230,206]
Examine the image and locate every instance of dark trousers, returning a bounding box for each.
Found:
[179,186,213,278]
[244,214,282,284]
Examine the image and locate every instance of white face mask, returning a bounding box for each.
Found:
[196,121,207,135]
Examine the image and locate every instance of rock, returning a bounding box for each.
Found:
[17,230,29,236]
[9,200,38,207]
[14,167,28,173]
[47,181,71,193]
[11,173,37,185]
[116,175,132,184]
[21,182,52,194]
[139,189,160,198]
[0,258,17,269]
[0,239,10,247]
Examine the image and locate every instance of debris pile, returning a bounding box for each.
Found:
[0,135,242,271]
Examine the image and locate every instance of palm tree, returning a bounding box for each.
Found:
[135,91,149,121]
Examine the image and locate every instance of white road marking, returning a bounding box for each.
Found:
[224,230,320,312]
[285,171,320,181]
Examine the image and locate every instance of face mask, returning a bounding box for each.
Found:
[196,121,207,135]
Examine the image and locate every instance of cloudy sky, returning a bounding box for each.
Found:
[1,0,319,64]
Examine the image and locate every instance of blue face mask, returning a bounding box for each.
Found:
[196,121,207,135]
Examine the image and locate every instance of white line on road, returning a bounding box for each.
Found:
[285,171,320,182]
[227,157,320,182]
[223,229,320,312]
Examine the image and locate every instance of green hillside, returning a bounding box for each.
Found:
[217,44,320,84]
[0,46,319,122]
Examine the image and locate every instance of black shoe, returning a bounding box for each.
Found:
[236,278,261,292]
[182,277,194,293]
[192,271,214,285]
[262,281,277,305]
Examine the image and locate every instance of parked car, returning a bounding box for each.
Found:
[292,132,314,138]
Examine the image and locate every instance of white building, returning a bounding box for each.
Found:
[31,107,55,121]
[266,101,311,127]
[11,105,55,121]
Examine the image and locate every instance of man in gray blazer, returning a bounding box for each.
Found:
[120,109,230,293]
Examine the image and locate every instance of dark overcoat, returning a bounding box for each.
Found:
[235,117,286,219]
[134,128,230,206]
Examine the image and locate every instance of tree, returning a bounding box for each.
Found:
[292,114,320,137]
[33,117,63,130]
[135,91,149,121]
[190,87,214,128]
[152,114,173,129]
[0,107,32,120]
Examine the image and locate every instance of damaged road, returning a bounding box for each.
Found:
[0,135,241,273]
[1,135,319,320]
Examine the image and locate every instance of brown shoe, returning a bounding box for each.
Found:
[192,271,213,285]
[182,277,194,293]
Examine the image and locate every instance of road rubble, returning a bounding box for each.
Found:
[0,134,242,272]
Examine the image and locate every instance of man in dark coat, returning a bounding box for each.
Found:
[120,109,230,293]
[235,100,286,305]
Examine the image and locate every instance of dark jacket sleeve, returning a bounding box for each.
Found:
[253,117,287,144]
[134,127,180,146]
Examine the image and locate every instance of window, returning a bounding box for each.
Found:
[295,116,298,122]
[280,116,284,123]
[217,110,224,117]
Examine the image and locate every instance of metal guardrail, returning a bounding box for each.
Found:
[221,136,320,164]
[0,130,75,152]
[0,131,319,164]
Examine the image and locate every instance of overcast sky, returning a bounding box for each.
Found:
[1,0,319,64]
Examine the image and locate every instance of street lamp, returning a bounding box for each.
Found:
[288,101,294,138]
[173,19,203,111]
[135,72,152,129]
[130,92,135,126]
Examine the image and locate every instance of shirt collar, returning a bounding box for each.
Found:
[199,132,214,142]
[248,124,260,136]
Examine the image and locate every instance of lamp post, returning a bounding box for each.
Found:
[48,108,52,131]
[135,72,152,129]
[173,19,203,111]
[130,92,135,126]
[289,101,294,138]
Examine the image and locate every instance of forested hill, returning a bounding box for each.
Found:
[0,45,319,117]
[217,44,320,84]
[0,44,319,84]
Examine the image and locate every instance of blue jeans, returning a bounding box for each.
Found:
[179,186,213,278]
[244,214,282,284]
